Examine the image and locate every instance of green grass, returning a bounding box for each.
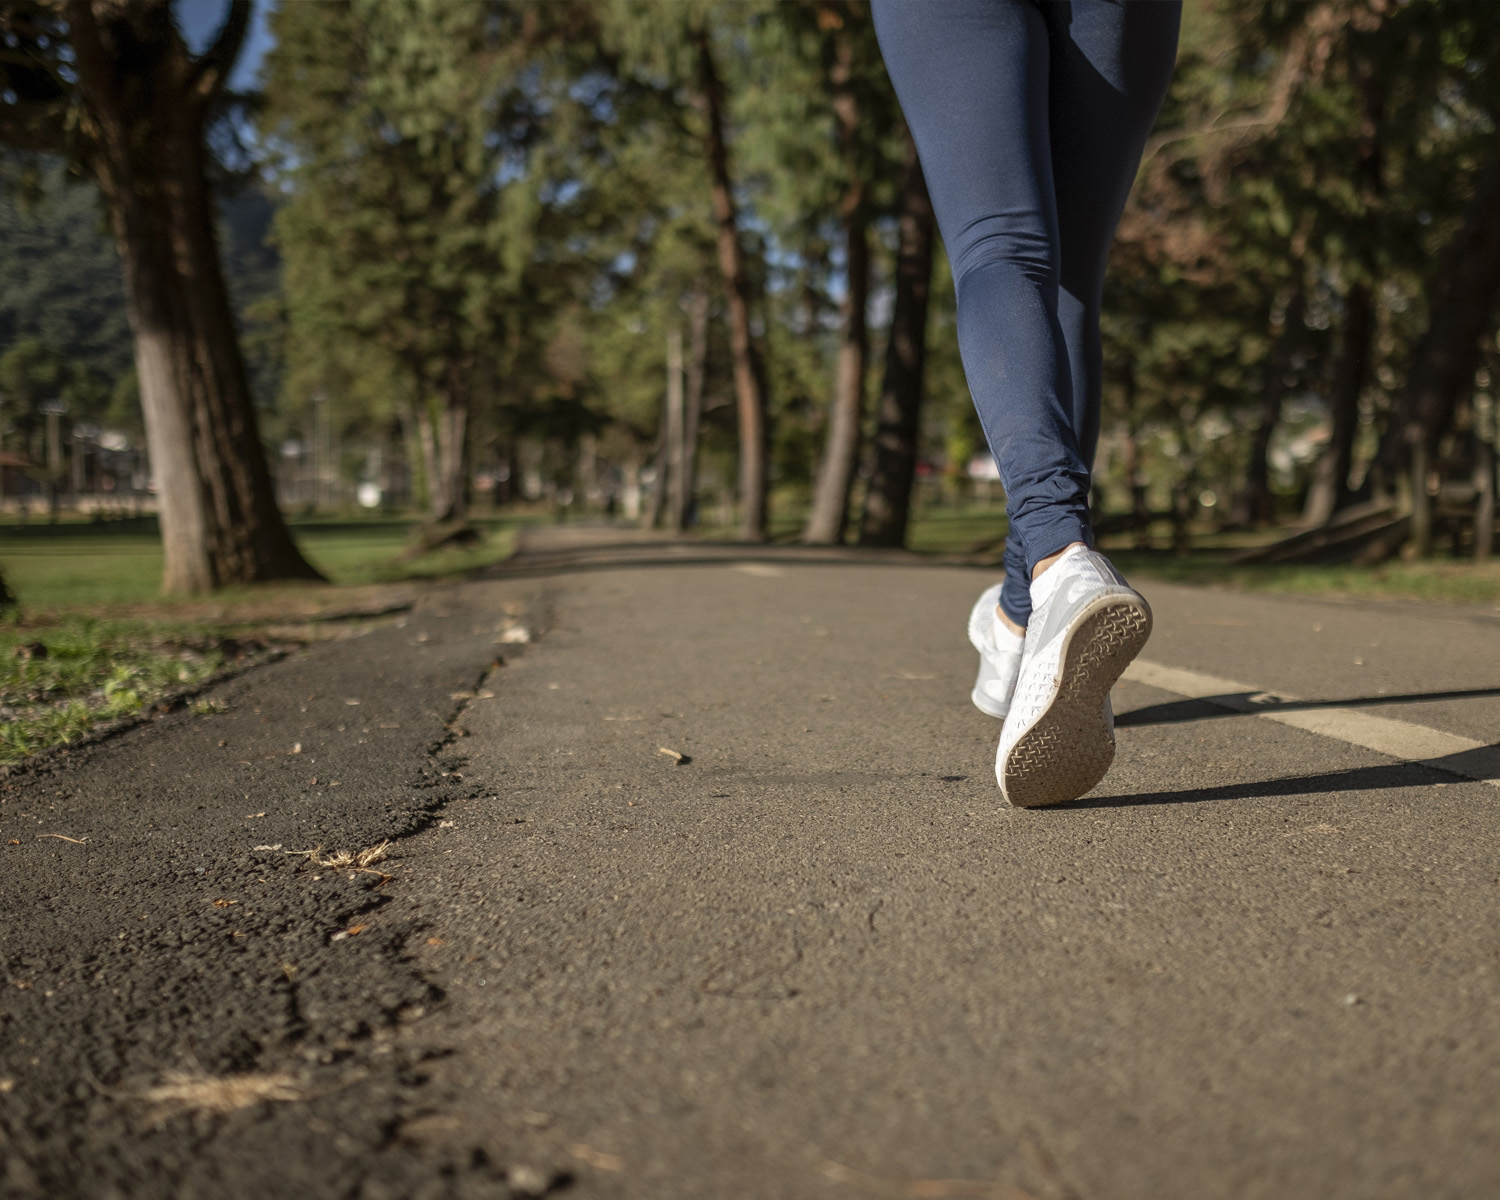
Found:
[0,513,526,612]
[0,511,532,765]
[698,498,1500,607]
[906,504,1010,556]
[1108,548,1500,608]
[0,617,226,766]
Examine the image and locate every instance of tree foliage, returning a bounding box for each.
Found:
[6,0,1500,561]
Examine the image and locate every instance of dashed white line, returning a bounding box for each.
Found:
[1122,659,1500,787]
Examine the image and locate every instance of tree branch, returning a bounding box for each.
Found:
[189,0,252,104]
[0,100,69,154]
[61,0,120,144]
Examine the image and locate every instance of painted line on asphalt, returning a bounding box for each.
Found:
[1123,659,1500,788]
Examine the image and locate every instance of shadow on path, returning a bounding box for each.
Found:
[1117,685,1500,728]
[1077,741,1500,808]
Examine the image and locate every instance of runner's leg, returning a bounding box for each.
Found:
[873,0,1086,627]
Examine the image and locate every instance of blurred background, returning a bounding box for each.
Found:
[2,0,1500,609]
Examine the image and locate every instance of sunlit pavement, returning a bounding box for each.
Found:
[4,524,1499,1198]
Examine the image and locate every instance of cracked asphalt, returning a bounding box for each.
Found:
[4,526,1500,1199]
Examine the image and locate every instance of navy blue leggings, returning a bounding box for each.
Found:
[873,0,1180,624]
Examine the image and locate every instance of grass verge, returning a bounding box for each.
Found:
[0,617,236,767]
[1105,547,1500,609]
[0,512,530,766]
[0,513,527,612]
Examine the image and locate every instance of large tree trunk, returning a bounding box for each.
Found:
[427,388,470,526]
[805,21,869,546]
[1233,287,1305,527]
[410,355,473,528]
[1306,72,1382,527]
[675,289,710,532]
[1376,142,1500,481]
[694,27,768,542]
[859,136,935,548]
[404,397,437,515]
[643,423,668,530]
[69,0,321,595]
[803,213,869,543]
[1304,283,1373,526]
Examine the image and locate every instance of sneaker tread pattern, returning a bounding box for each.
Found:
[1001,598,1151,808]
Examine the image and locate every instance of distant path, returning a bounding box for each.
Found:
[4,522,1500,1198]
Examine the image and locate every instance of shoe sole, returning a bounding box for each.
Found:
[1000,593,1152,808]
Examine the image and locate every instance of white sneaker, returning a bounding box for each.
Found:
[967,583,1025,718]
[996,546,1151,807]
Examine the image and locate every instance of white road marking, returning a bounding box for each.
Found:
[1122,659,1500,787]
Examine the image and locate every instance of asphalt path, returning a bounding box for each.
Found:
[4,526,1500,1199]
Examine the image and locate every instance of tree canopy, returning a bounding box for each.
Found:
[4,0,1499,561]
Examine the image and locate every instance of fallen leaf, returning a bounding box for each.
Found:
[569,1144,624,1172]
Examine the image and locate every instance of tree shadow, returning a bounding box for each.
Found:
[1115,685,1500,728]
[1071,743,1500,808]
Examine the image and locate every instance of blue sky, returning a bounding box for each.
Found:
[173,0,276,91]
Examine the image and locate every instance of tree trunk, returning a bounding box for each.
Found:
[676,289,709,532]
[1172,472,1197,556]
[1409,438,1432,558]
[1233,287,1305,527]
[1306,74,1382,528]
[410,397,439,516]
[805,21,869,546]
[69,0,322,595]
[1304,283,1373,526]
[804,214,869,544]
[694,27,768,542]
[428,386,469,526]
[665,325,685,529]
[1474,430,1495,562]
[860,136,935,548]
[643,385,669,531]
[1376,142,1500,480]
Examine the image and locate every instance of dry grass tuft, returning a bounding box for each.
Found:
[138,1070,305,1117]
[288,839,392,874]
